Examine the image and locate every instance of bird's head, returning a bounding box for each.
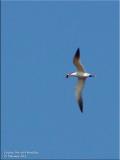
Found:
[89,74,96,77]
[66,74,69,78]
[65,72,77,78]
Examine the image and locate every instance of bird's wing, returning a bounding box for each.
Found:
[76,79,85,112]
[73,48,85,72]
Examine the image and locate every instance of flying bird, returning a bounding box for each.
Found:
[66,48,95,112]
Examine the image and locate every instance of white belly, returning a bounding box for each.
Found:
[77,72,90,78]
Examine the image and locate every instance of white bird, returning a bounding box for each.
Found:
[66,48,95,112]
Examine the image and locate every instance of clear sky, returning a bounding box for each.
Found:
[1,1,119,159]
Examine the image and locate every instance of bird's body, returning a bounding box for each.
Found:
[67,72,91,78]
[66,48,95,112]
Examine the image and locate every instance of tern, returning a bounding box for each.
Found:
[66,48,95,112]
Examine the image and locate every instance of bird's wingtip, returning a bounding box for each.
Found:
[78,97,83,113]
[80,107,83,113]
[76,48,80,52]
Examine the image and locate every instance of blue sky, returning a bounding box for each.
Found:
[1,1,119,159]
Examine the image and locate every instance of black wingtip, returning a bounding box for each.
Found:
[80,107,83,113]
[78,96,83,113]
[77,48,80,52]
[79,104,83,113]
[75,48,80,58]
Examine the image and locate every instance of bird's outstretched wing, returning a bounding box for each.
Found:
[76,79,85,112]
[73,48,85,72]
